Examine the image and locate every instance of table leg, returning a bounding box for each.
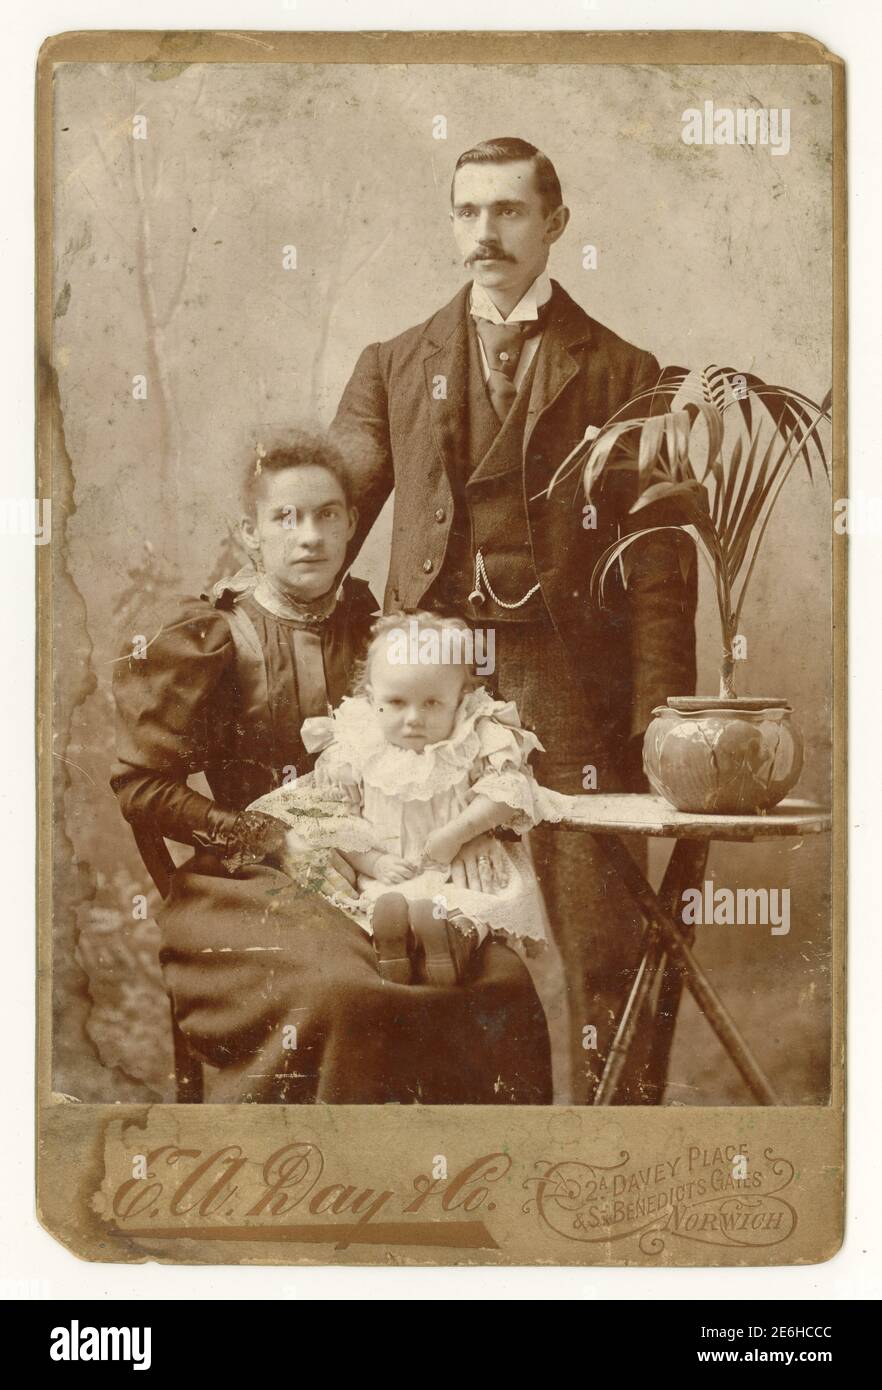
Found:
[641,840,710,1105]
[592,926,665,1105]
[593,838,703,1105]
[593,834,778,1106]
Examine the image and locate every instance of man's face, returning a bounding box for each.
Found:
[241,465,357,602]
[368,641,466,752]
[450,159,568,299]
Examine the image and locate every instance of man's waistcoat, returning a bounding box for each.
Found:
[429,317,544,622]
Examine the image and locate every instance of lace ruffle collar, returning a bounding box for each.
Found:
[302,687,539,801]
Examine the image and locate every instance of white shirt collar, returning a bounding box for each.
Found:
[469,269,553,325]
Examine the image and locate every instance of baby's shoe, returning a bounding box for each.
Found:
[410,901,478,986]
[371,893,413,984]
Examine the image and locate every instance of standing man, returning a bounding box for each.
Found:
[331,137,697,1102]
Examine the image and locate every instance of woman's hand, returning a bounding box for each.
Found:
[450,834,509,893]
[425,797,516,877]
[424,825,464,866]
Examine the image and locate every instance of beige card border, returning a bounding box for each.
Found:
[36,29,847,1267]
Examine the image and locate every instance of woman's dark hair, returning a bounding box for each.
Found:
[241,430,353,515]
[450,137,563,215]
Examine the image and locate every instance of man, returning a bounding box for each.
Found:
[331,137,697,1102]
[111,432,551,1104]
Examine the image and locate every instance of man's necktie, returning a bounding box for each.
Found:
[473,304,549,422]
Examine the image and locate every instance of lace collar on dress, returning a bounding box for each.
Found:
[301,687,539,801]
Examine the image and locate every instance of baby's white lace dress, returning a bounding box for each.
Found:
[249,687,574,943]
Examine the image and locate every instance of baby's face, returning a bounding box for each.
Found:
[368,643,466,752]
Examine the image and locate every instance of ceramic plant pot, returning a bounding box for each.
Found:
[642,697,804,815]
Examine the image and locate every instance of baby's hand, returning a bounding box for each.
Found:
[373,854,415,885]
[424,826,463,866]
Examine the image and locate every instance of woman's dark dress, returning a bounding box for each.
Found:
[111,575,552,1104]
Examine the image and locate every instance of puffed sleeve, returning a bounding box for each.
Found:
[469,705,574,832]
[301,704,368,810]
[110,596,268,854]
[113,598,232,776]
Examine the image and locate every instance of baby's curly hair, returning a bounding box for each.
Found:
[353,610,484,696]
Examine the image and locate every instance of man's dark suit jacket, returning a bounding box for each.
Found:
[330,278,697,774]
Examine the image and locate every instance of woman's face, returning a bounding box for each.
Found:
[241,465,357,602]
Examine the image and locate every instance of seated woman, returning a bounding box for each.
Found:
[111,431,552,1105]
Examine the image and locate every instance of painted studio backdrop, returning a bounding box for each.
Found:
[50,60,833,1104]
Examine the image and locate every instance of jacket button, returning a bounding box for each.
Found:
[434,508,446,523]
[422,559,434,574]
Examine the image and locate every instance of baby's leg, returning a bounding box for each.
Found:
[371,892,413,985]
[409,901,483,987]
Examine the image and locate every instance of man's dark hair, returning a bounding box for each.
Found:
[241,430,353,515]
[450,137,563,215]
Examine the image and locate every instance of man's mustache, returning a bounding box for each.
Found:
[466,248,515,265]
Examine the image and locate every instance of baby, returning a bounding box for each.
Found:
[250,611,571,986]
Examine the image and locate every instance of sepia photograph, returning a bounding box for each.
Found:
[34,27,845,1267]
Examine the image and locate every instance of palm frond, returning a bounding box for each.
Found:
[589,525,681,605]
[725,421,793,579]
[629,478,710,517]
[560,362,832,694]
[700,364,729,415]
[581,420,646,498]
[637,413,668,481]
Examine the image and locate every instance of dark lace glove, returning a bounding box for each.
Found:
[221,809,288,874]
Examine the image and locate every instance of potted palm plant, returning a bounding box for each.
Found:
[548,365,832,814]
